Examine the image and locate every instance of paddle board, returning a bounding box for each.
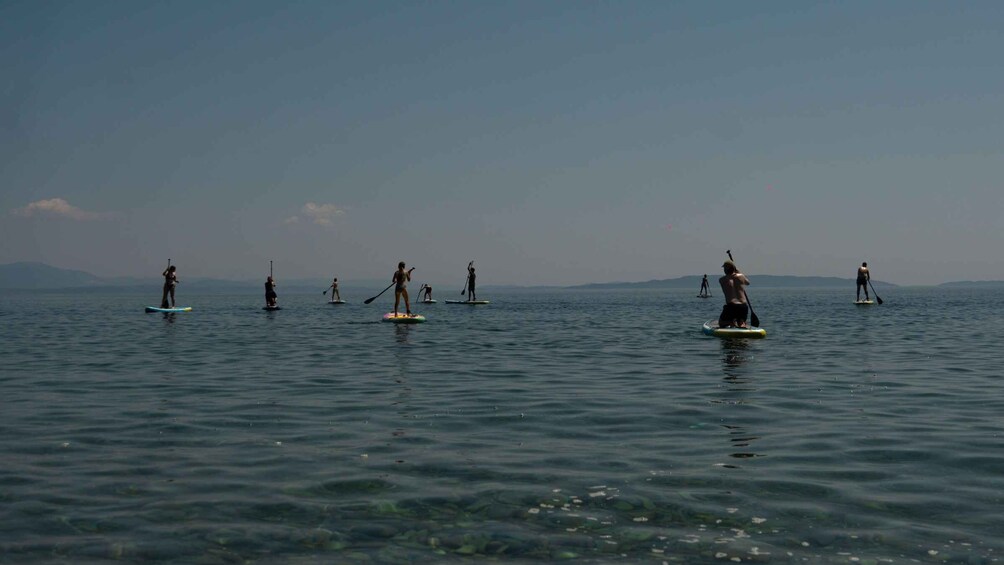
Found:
[382,312,426,323]
[854,300,875,305]
[263,305,282,311]
[445,300,490,305]
[702,320,766,339]
[696,295,711,299]
[145,306,192,313]
[420,299,437,304]
[328,300,346,304]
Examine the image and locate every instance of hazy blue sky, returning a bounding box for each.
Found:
[3,1,1002,286]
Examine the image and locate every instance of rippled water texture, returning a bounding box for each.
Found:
[1,288,1002,563]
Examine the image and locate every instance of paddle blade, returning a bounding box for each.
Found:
[875,296,883,305]
[363,296,377,305]
[750,310,760,328]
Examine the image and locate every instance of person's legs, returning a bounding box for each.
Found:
[169,286,176,307]
[161,286,170,308]
[719,306,731,328]
[394,290,401,315]
[403,289,411,314]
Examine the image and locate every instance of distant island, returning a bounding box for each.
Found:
[6,261,1001,291]
[2,261,902,291]
[571,275,898,290]
[937,280,1004,288]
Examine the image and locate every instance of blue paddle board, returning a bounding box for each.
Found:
[145,306,192,313]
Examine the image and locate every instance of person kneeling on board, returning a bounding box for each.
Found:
[718,261,751,328]
[423,285,433,302]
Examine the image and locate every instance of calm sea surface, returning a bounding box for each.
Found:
[1,287,1002,564]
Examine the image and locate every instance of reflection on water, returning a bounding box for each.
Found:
[720,338,753,376]
[393,323,412,345]
[716,340,763,467]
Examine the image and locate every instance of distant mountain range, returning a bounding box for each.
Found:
[937,280,1004,288]
[0,262,380,292]
[6,261,1000,291]
[571,274,898,290]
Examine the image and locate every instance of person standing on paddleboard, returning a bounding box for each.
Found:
[329,277,341,301]
[393,262,414,316]
[856,262,871,302]
[699,274,710,297]
[719,261,750,328]
[265,276,278,308]
[161,265,179,308]
[423,285,433,302]
[466,262,477,302]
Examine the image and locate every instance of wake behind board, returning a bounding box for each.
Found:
[854,300,875,305]
[445,300,490,305]
[382,312,426,324]
[145,306,192,313]
[702,320,766,339]
[328,300,347,304]
[263,305,282,311]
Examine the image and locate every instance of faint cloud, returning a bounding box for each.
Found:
[12,198,106,221]
[285,202,345,227]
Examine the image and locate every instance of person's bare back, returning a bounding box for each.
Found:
[719,265,749,305]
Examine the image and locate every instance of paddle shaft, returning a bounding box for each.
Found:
[726,250,760,327]
[461,261,473,295]
[366,267,414,304]
[364,282,395,304]
[868,280,884,305]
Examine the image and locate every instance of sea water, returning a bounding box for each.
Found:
[1,287,1001,564]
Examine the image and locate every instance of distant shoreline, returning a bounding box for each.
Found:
[3,261,1003,291]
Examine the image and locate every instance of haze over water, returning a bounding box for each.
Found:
[2,287,1001,563]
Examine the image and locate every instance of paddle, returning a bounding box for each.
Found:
[868,280,884,305]
[461,261,473,295]
[161,259,171,308]
[364,282,394,304]
[460,263,470,295]
[726,250,760,328]
[365,267,415,305]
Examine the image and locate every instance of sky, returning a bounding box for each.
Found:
[2,1,1003,286]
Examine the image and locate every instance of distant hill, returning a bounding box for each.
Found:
[1,262,902,291]
[571,275,898,290]
[938,280,1004,288]
[0,262,396,292]
[0,262,105,289]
